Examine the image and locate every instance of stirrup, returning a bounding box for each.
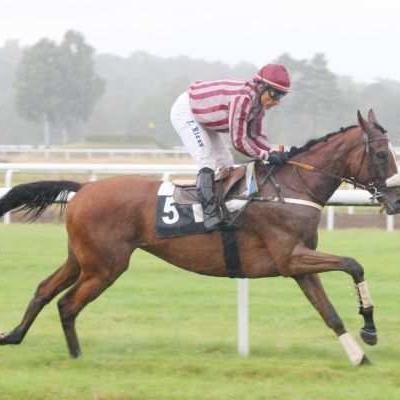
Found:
[204,213,223,231]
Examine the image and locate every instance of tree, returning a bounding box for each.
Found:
[0,40,43,144]
[360,79,400,145]
[307,53,344,133]
[14,31,105,145]
[268,53,347,146]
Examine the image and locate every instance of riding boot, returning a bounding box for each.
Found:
[196,167,223,231]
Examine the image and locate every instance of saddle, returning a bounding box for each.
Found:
[173,164,255,206]
[174,166,246,204]
[156,162,260,239]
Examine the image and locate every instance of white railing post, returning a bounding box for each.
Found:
[237,278,249,357]
[89,172,98,182]
[347,206,354,215]
[386,215,395,232]
[162,172,171,181]
[326,206,335,231]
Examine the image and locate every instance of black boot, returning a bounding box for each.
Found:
[196,167,223,231]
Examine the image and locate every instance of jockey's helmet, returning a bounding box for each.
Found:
[254,64,291,93]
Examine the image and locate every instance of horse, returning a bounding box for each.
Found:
[1,109,399,366]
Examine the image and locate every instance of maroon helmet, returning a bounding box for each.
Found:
[254,64,291,92]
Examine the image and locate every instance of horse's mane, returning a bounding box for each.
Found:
[286,125,358,158]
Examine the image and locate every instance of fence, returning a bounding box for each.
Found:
[0,146,188,160]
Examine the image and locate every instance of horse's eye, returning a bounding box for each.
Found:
[376,151,387,160]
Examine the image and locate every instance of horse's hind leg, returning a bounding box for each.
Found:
[57,255,131,358]
[0,255,80,346]
[287,245,377,347]
[295,274,369,366]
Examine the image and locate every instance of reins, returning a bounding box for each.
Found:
[287,160,370,191]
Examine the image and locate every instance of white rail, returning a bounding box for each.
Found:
[0,162,196,173]
[0,147,188,160]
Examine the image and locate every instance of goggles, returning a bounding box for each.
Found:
[266,87,287,101]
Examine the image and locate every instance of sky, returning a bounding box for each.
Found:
[1,0,400,83]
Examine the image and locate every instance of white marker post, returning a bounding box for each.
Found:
[237,278,249,357]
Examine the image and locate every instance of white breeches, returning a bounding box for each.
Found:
[170,92,234,171]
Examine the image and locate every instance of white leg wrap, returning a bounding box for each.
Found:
[339,333,365,366]
[356,281,373,308]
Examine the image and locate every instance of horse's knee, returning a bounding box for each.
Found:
[342,257,364,283]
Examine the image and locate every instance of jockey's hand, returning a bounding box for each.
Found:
[267,151,289,166]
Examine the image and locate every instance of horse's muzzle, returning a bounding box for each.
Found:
[378,186,400,215]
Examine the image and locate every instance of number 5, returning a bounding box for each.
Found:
[162,197,179,224]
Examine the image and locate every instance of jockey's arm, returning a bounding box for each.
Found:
[229,95,269,160]
[249,113,271,152]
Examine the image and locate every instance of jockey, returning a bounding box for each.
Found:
[170,63,291,231]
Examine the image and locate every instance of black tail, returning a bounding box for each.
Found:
[0,180,82,221]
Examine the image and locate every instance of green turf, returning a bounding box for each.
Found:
[0,224,399,399]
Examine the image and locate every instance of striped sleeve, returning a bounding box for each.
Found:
[229,96,268,159]
[250,113,271,152]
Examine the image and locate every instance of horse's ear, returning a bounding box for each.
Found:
[367,108,387,133]
[357,110,368,131]
[367,108,378,125]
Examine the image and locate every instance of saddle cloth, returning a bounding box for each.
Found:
[155,162,258,238]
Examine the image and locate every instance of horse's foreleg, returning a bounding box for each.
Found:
[295,274,369,366]
[57,264,129,358]
[0,258,80,346]
[286,245,377,347]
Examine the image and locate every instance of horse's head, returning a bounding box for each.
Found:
[353,110,400,214]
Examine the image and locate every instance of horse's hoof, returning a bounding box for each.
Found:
[0,333,10,344]
[0,332,9,343]
[0,331,21,345]
[359,355,372,366]
[360,328,378,346]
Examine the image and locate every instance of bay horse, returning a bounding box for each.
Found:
[1,110,400,366]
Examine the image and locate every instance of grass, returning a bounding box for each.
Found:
[0,224,399,399]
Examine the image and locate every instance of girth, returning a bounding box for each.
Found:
[220,230,245,278]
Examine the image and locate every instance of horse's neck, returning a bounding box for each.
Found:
[283,128,361,204]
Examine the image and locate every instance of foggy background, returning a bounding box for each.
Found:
[1,0,400,148]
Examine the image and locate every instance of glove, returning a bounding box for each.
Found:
[267,151,289,166]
